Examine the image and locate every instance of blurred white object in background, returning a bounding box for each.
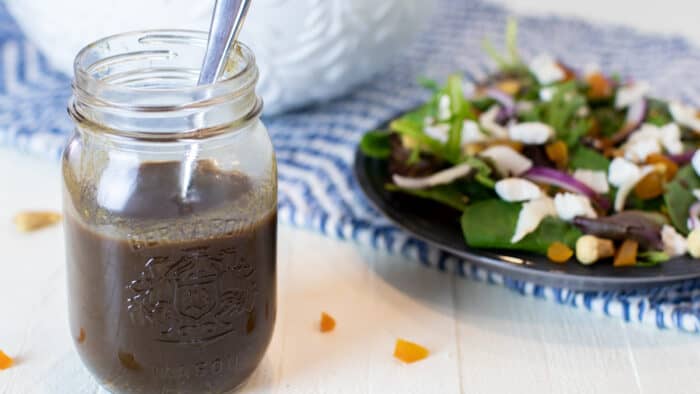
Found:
[6,0,432,114]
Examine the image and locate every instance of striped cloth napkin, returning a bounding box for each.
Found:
[3,0,700,333]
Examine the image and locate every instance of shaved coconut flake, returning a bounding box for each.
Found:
[613,165,654,212]
[554,193,597,221]
[608,157,641,188]
[573,169,609,194]
[479,145,533,177]
[662,225,687,257]
[424,124,450,144]
[479,106,508,138]
[438,95,451,121]
[693,189,700,200]
[615,82,650,109]
[511,197,556,243]
[495,178,542,202]
[669,101,700,132]
[392,163,472,190]
[660,123,683,155]
[693,150,700,178]
[529,54,565,85]
[624,138,661,163]
[461,120,488,145]
[508,122,554,145]
[539,87,556,102]
[623,123,682,162]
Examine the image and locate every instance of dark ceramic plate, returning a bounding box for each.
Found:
[354,146,700,291]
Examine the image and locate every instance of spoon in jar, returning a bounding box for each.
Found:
[180,0,253,200]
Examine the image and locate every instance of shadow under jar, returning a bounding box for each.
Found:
[62,31,277,394]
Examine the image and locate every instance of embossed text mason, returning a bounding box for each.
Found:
[62,31,277,393]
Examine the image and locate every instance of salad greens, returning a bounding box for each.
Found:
[359,20,700,267]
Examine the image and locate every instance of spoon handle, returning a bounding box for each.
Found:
[198,0,252,85]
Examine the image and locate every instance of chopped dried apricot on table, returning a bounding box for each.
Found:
[13,211,62,232]
[547,242,573,263]
[0,350,14,370]
[320,312,336,333]
[393,339,429,364]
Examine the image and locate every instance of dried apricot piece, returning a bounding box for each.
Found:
[586,72,613,100]
[646,153,678,181]
[614,239,639,267]
[0,350,14,370]
[545,140,569,169]
[14,211,62,232]
[497,79,521,96]
[320,312,336,333]
[547,242,573,264]
[633,171,664,200]
[393,339,429,364]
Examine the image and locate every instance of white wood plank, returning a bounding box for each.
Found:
[455,280,642,394]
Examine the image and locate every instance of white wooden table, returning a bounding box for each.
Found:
[2,141,700,394]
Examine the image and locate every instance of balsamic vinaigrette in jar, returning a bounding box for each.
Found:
[65,160,276,393]
[63,31,276,393]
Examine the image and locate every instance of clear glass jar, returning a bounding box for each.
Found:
[62,30,277,393]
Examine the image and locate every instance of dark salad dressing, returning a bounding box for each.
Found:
[65,161,276,393]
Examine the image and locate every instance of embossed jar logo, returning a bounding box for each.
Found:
[126,246,257,344]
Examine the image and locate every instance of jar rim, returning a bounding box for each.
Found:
[70,29,262,140]
[73,29,255,94]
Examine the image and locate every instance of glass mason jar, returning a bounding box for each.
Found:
[62,30,277,393]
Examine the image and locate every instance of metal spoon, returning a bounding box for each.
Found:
[180,0,252,200]
[198,0,253,85]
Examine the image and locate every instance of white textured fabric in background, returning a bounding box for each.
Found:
[490,0,700,44]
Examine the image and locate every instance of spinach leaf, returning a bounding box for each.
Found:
[461,199,582,254]
[664,165,700,234]
[591,107,625,137]
[385,183,468,211]
[569,146,610,171]
[359,131,392,159]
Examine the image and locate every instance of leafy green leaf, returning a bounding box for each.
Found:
[591,107,625,137]
[386,183,468,211]
[636,251,671,267]
[569,146,610,171]
[664,165,700,234]
[461,199,582,254]
[646,98,673,127]
[545,81,588,145]
[447,74,476,120]
[359,131,392,159]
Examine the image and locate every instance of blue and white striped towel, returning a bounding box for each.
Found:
[4,1,700,333]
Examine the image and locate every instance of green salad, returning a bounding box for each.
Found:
[360,21,700,267]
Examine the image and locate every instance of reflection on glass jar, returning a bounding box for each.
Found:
[62,30,277,394]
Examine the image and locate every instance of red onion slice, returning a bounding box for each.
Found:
[688,201,700,231]
[524,166,611,211]
[669,149,696,165]
[486,88,516,119]
[610,98,647,144]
